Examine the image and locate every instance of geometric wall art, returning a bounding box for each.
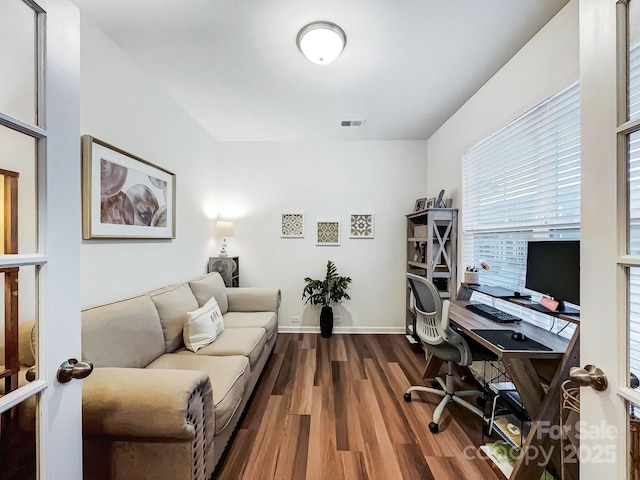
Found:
[281,213,304,238]
[316,221,340,246]
[349,214,374,238]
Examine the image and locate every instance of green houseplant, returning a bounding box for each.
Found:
[302,260,352,338]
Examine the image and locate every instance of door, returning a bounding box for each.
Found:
[580,0,640,478]
[0,0,83,478]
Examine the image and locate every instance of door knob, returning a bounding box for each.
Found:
[569,364,608,391]
[57,358,94,384]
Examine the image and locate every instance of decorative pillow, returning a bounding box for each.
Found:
[183,297,224,352]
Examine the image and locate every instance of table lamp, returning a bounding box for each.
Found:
[216,220,234,257]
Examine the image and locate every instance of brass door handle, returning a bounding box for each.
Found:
[569,364,608,391]
[57,358,94,384]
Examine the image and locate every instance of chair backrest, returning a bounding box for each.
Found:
[407,273,473,365]
[407,273,446,345]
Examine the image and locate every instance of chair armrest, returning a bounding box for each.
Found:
[82,367,214,440]
[226,287,281,312]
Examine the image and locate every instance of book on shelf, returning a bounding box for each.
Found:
[479,443,554,480]
[492,414,530,448]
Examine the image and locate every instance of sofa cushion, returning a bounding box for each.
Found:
[82,295,166,368]
[151,283,200,352]
[223,311,277,341]
[177,327,266,370]
[147,354,248,434]
[184,297,224,352]
[189,272,228,314]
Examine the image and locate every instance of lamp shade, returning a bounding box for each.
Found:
[297,21,346,65]
[216,220,235,237]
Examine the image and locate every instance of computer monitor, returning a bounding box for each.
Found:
[525,240,580,315]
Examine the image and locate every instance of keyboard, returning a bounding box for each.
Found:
[465,303,522,323]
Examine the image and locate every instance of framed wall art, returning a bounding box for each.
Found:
[281,213,304,238]
[316,221,340,246]
[82,135,176,239]
[350,214,374,238]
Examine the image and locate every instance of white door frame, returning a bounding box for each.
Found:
[0,0,84,477]
[579,0,640,478]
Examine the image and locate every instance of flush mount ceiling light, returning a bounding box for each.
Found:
[296,21,346,65]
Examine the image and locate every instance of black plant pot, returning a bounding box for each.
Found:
[320,306,333,338]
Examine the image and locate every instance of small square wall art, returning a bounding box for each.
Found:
[316,221,340,246]
[350,214,374,238]
[281,213,304,238]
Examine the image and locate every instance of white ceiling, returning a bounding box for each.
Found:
[72,0,570,142]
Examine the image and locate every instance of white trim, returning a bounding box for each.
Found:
[278,325,405,334]
[0,379,47,413]
[0,253,47,267]
[0,111,47,139]
[618,386,640,406]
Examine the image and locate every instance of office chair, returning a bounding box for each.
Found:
[403,273,487,433]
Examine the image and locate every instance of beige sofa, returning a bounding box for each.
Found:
[79,271,280,480]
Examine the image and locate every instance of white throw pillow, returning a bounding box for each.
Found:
[183,296,224,352]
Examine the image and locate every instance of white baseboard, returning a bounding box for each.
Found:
[278,325,405,334]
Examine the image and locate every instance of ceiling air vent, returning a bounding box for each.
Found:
[341,119,365,127]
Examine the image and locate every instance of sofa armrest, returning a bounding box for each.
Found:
[83,367,214,440]
[226,287,281,312]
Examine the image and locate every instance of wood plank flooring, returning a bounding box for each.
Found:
[214,334,503,480]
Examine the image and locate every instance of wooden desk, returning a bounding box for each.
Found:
[426,299,580,480]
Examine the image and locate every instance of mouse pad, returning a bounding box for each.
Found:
[471,329,552,351]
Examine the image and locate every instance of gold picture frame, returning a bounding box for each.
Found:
[82,135,176,239]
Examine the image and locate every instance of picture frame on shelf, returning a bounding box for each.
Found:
[414,198,427,212]
[81,135,176,240]
[349,214,374,238]
[435,189,446,208]
[316,221,340,246]
[281,213,304,238]
[425,197,436,209]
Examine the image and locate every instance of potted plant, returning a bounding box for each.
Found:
[302,260,352,338]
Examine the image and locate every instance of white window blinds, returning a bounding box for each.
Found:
[462,82,581,293]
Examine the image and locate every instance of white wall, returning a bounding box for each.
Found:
[425,0,579,283]
[418,6,584,457]
[77,0,578,327]
[78,16,427,330]
[80,16,220,307]
[216,141,427,331]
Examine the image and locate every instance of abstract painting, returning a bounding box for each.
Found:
[281,213,304,238]
[82,136,176,239]
[350,214,374,238]
[316,221,340,246]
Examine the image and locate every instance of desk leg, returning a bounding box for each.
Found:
[422,352,444,380]
[509,328,580,480]
[502,356,546,420]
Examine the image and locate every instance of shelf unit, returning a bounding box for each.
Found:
[405,208,458,336]
[484,382,531,451]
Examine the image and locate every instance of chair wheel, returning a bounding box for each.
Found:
[432,380,441,389]
[403,392,412,402]
[428,422,439,433]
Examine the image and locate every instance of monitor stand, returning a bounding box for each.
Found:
[527,302,580,316]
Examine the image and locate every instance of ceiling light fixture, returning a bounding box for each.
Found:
[296,21,346,65]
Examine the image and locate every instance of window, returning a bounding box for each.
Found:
[462,83,581,293]
[461,83,580,335]
[627,37,640,385]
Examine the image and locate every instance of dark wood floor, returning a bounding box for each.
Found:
[215,333,503,480]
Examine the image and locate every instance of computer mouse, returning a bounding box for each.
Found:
[511,332,527,342]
